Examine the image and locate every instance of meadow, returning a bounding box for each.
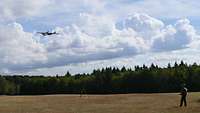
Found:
[0,92,199,113]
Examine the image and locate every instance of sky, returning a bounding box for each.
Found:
[1,0,200,75]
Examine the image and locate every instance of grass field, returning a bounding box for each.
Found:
[0,92,199,113]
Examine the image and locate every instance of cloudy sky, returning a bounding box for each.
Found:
[1,0,200,75]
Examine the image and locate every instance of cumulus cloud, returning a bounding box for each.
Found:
[118,13,164,35]
[76,13,114,37]
[1,0,200,75]
[0,13,148,72]
[37,13,200,69]
[42,14,148,68]
[0,23,47,72]
[117,13,198,52]
[152,19,196,51]
[0,12,200,74]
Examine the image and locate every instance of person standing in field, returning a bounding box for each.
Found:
[80,88,86,97]
[180,85,188,107]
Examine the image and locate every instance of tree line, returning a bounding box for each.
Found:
[1,61,200,95]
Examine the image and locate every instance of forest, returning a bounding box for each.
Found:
[1,61,200,95]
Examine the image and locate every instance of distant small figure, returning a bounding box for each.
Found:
[179,85,188,107]
[80,88,86,97]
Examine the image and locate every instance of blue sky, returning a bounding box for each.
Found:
[1,0,200,75]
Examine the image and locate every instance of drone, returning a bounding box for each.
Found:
[37,31,59,36]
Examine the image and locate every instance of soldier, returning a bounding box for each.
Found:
[180,85,188,107]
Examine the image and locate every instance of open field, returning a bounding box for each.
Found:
[0,93,200,113]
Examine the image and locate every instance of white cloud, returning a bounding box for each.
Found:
[0,23,47,71]
[117,13,164,47]
[52,13,199,67]
[152,19,197,51]
[41,14,148,68]
[117,13,198,52]
[76,13,114,37]
[0,12,200,74]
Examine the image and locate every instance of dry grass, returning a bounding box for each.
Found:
[0,92,199,113]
